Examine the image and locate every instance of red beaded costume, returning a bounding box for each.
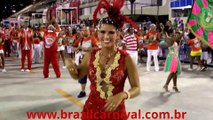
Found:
[82,49,128,120]
[81,0,139,119]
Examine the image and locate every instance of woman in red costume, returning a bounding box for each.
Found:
[0,33,6,72]
[66,0,140,119]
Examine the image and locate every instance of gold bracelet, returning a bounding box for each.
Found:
[124,91,131,100]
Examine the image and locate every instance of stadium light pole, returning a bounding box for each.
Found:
[157,0,160,23]
[129,0,136,20]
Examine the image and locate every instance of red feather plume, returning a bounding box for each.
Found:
[93,0,110,26]
[93,0,139,30]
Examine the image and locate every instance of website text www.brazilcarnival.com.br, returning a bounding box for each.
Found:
[26,109,187,120]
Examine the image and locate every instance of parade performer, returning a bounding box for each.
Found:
[146,24,160,71]
[123,26,139,64]
[33,27,41,64]
[137,31,146,63]
[200,42,209,71]
[187,32,203,71]
[19,21,33,72]
[10,24,21,57]
[66,28,76,59]
[39,25,46,59]
[43,24,61,78]
[72,26,98,98]
[57,28,66,69]
[163,27,185,93]
[66,0,140,119]
[0,33,6,72]
[4,25,11,57]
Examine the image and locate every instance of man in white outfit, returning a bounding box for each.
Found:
[146,24,160,71]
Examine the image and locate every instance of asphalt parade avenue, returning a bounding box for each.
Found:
[0,56,212,120]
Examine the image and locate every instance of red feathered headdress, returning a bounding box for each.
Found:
[93,0,138,30]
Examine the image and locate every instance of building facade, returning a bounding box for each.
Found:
[79,0,169,23]
[8,0,173,26]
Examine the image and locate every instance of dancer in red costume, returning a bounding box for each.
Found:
[19,21,34,72]
[43,24,61,78]
[4,25,12,57]
[66,0,140,119]
[0,33,6,72]
[11,24,21,58]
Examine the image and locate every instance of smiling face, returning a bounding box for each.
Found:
[98,24,117,49]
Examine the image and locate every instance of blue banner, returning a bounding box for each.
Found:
[171,0,193,8]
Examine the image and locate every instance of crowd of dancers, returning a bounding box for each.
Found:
[0,18,212,93]
[0,21,211,73]
[0,19,212,83]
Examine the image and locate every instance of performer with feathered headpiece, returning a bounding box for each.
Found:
[65,0,140,119]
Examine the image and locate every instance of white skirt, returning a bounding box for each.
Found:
[66,46,72,53]
[0,50,4,54]
[57,45,65,51]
